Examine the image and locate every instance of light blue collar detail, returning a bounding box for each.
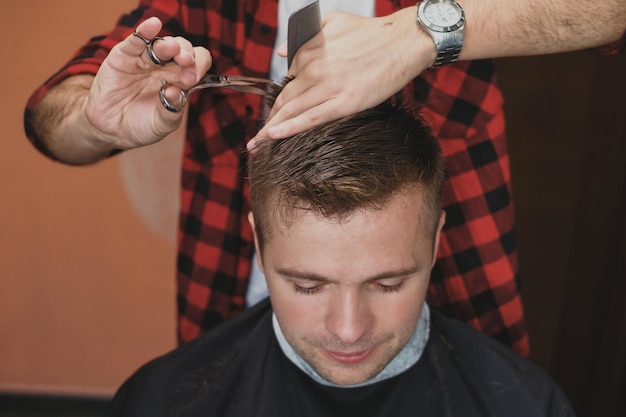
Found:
[272,304,430,388]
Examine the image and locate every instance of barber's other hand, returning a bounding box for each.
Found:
[250,7,435,146]
[85,17,212,150]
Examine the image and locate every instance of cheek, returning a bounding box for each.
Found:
[379,302,419,328]
[267,278,322,328]
[377,286,427,328]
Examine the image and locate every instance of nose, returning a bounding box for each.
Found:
[325,290,372,345]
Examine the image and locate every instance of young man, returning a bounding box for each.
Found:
[106,97,574,416]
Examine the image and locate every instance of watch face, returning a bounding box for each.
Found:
[422,0,464,31]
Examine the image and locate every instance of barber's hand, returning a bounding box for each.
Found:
[250,7,435,146]
[85,17,212,150]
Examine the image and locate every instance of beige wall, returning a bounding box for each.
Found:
[0,1,179,395]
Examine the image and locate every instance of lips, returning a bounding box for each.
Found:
[325,348,374,364]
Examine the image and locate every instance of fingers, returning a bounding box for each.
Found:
[149,36,191,67]
[269,98,337,139]
[248,87,337,149]
[251,11,420,146]
[119,17,168,69]
[127,17,163,56]
[108,17,214,125]
[272,83,325,124]
[123,18,212,79]
[248,100,335,150]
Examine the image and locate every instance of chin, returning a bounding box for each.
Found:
[316,362,385,386]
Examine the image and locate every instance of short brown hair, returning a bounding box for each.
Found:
[248,95,444,249]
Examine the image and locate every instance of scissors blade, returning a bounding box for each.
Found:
[221,75,274,96]
[160,75,274,113]
[223,75,274,86]
[223,84,271,96]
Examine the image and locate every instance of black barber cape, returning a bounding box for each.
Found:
[107,299,574,417]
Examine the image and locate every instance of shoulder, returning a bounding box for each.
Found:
[106,299,273,417]
[426,307,576,416]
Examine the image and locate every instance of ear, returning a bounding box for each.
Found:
[248,211,265,273]
[431,210,446,269]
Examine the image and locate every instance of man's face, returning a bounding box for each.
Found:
[251,190,444,386]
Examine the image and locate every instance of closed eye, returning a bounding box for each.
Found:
[290,277,325,295]
[374,281,405,293]
[293,284,322,295]
[276,266,418,295]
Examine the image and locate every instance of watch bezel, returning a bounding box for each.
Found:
[418,0,465,33]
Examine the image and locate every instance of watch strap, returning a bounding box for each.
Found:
[416,0,465,69]
[431,31,463,67]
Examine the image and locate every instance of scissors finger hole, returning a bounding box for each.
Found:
[132,29,152,45]
[147,37,175,66]
[159,81,188,113]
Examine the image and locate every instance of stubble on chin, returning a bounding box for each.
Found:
[286,331,405,386]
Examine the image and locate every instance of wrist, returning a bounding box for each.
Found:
[51,101,116,164]
[75,97,119,154]
[32,76,115,164]
[392,6,437,78]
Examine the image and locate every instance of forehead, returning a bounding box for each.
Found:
[260,191,436,279]
[264,186,436,241]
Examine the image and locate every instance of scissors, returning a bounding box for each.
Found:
[159,1,320,113]
[159,74,275,113]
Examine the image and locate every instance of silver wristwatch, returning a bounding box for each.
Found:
[416,0,465,68]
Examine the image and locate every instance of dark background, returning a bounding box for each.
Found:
[499,49,626,416]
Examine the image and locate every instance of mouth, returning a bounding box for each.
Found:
[325,348,375,365]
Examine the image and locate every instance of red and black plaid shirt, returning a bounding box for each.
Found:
[31,0,626,357]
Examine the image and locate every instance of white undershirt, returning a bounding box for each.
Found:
[268,0,376,82]
[247,0,376,306]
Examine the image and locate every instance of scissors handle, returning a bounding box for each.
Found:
[159,74,274,113]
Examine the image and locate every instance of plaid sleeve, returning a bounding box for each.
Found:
[23,0,185,161]
[408,58,529,356]
[174,0,278,343]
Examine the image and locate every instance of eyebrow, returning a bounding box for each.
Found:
[274,266,421,283]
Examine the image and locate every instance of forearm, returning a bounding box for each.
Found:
[460,0,626,60]
[28,75,116,165]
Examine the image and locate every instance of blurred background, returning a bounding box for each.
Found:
[0,1,624,416]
